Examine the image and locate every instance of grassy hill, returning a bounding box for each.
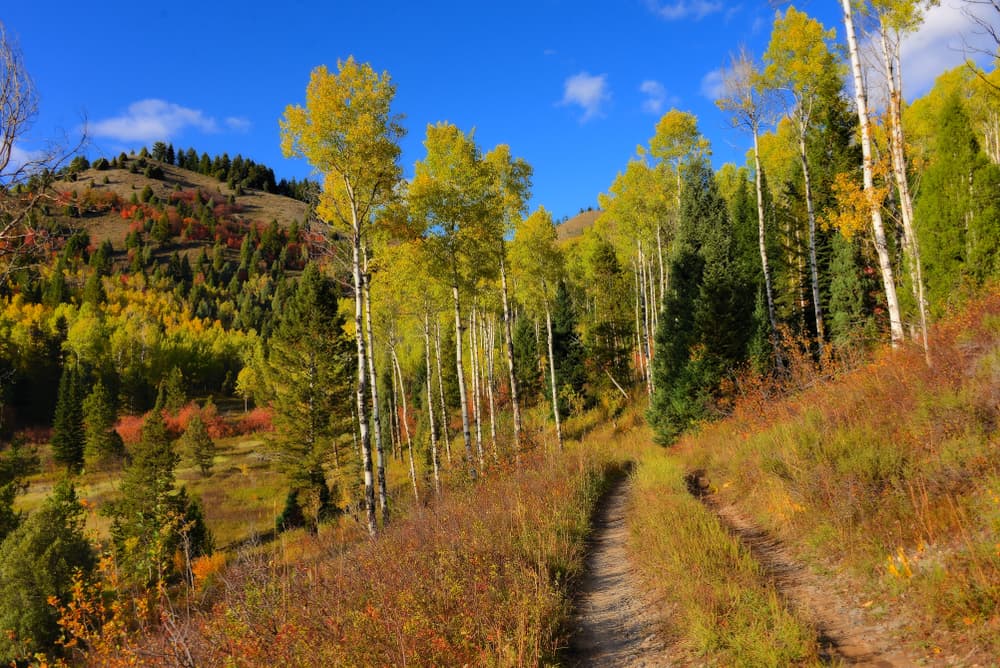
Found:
[556,209,601,242]
[51,157,309,249]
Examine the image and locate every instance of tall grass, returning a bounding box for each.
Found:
[671,291,1000,659]
[59,424,627,666]
[629,447,821,666]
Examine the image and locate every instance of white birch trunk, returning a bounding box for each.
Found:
[752,129,785,366]
[469,306,484,470]
[841,0,905,346]
[391,348,418,503]
[498,255,523,454]
[348,209,376,536]
[433,320,453,466]
[451,283,476,479]
[544,296,564,451]
[879,26,930,361]
[484,316,498,462]
[797,125,826,358]
[423,312,440,494]
[361,249,388,525]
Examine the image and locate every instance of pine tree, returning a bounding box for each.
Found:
[51,364,85,473]
[0,479,94,661]
[106,408,211,586]
[265,263,353,530]
[648,159,755,443]
[179,413,215,476]
[512,317,542,406]
[82,379,125,470]
[551,280,586,414]
[915,92,1000,311]
[0,441,39,543]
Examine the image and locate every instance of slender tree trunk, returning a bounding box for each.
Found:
[841,0,905,347]
[422,312,441,494]
[632,258,645,387]
[484,316,498,462]
[638,241,654,396]
[362,249,388,526]
[469,307,484,470]
[389,355,401,461]
[752,129,785,366]
[797,124,826,358]
[499,254,522,455]
[544,297,563,451]
[656,223,666,301]
[879,27,930,361]
[433,319,453,466]
[349,220,376,537]
[451,282,476,479]
[391,348,419,503]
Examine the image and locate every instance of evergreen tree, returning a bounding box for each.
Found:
[51,364,85,473]
[82,379,125,470]
[581,237,634,396]
[512,317,543,406]
[550,280,586,413]
[179,413,215,476]
[265,263,353,529]
[0,479,94,662]
[106,408,211,586]
[0,441,39,543]
[827,233,874,347]
[648,159,755,443]
[915,92,1000,312]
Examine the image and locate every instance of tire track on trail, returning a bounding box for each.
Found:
[567,473,673,667]
[686,471,915,667]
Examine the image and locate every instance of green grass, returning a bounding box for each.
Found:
[628,449,822,666]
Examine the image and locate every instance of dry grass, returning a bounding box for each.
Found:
[668,290,1000,662]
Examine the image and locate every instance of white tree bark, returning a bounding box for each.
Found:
[544,295,564,451]
[842,0,905,347]
[451,283,476,479]
[423,312,440,494]
[498,255,523,455]
[433,320,453,466]
[361,248,388,525]
[879,25,930,360]
[391,347,418,503]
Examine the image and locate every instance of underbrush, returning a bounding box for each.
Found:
[671,292,1000,660]
[629,446,821,666]
[57,424,627,666]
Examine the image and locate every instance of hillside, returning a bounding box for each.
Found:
[50,157,310,249]
[556,209,601,242]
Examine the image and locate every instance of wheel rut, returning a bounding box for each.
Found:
[687,471,914,667]
[566,473,673,667]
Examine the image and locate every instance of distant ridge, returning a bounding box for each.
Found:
[556,209,601,242]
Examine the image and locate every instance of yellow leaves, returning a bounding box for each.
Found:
[823,168,890,239]
[281,58,404,228]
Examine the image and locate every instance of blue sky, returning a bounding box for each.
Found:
[6,0,995,221]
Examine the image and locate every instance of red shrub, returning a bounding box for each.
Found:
[115,414,144,446]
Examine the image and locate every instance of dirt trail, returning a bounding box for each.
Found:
[567,475,673,667]
[688,473,915,667]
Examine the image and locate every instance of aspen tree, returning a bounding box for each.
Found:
[280,59,404,536]
[511,207,565,450]
[839,0,906,346]
[764,8,842,356]
[716,48,785,366]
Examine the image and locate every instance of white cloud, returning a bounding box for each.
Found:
[91,99,220,143]
[700,68,726,100]
[225,116,252,133]
[898,2,997,97]
[646,0,723,21]
[640,80,668,114]
[561,72,610,121]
